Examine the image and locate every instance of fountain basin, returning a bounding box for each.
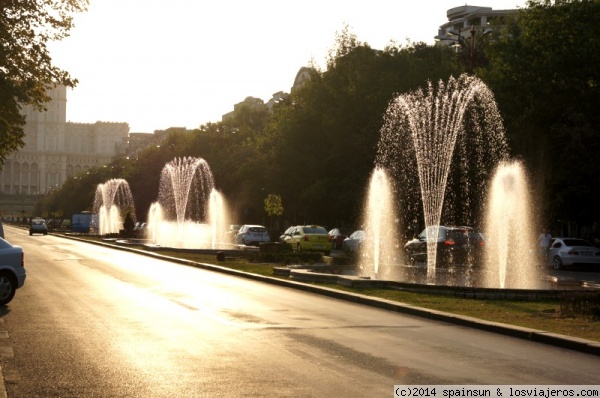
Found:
[273,265,599,300]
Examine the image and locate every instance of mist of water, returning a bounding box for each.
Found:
[376,74,508,282]
[483,161,539,288]
[147,157,231,249]
[92,178,136,235]
[360,167,402,279]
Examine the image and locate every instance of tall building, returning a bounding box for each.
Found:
[0,86,129,195]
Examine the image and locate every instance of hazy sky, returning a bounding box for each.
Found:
[48,1,527,133]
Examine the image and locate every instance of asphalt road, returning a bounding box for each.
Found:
[0,225,599,397]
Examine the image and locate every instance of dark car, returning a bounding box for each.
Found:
[328,228,353,250]
[29,218,48,236]
[404,225,485,266]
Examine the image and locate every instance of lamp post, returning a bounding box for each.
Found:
[435,25,493,74]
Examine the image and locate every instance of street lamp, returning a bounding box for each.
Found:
[435,25,493,74]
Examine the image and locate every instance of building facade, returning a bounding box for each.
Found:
[437,5,515,39]
[0,86,129,195]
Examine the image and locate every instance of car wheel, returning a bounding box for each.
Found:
[552,256,563,270]
[0,272,16,306]
[296,243,302,252]
[29,231,32,236]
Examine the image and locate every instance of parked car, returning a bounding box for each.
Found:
[404,225,485,266]
[343,230,366,252]
[235,225,270,246]
[328,227,353,250]
[284,225,332,255]
[547,237,600,270]
[29,218,48,236]
[279,226,296,244]
[0,237,26,305]
[225,224,241,242]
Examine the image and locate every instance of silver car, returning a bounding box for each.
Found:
[235,225,270,246]
[0,237,26,305]
[343,230,366,252]
[548,237,600,269]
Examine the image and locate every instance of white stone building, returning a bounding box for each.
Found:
[437,5,515,39]
[1,86,129,194]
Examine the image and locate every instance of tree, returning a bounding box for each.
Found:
[483,0,600,232]
[0,0,88,167]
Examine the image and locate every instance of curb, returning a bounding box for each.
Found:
[60,234,600,357]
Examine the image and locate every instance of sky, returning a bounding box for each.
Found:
[48,1,527,133]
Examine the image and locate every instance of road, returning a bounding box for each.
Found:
[0,225,599,397]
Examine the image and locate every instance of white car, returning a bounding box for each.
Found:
[0,238,26,305]
[235,225,270,246]
[343,230,366,252]
[548,237,600,270]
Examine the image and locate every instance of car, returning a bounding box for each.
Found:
[547,237,600,270]
[284,225,332,255]
[328,227,353,250]
[235,225,270,246]
[279,226,296,244]
[404,225,485,266]
[29,218,48,236]
[225,224,241,242]
[343,230,366,252]
[0,237,26,305]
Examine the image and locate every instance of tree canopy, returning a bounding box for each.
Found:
[483,0,600,231]
[0,0,87,166]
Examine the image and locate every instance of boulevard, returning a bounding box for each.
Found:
[0,225,599,397]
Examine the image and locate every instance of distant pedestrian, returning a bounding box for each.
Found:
[538,228,552,261]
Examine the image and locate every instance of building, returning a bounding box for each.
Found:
[0,86,129,195]
[221,67,316,123]
[437,5,515,40]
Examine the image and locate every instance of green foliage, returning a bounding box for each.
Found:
[560,292,600,320]
[482,0,600,230]
[264,194,283,217]
[0,0,88,167]
[123,211,135,232]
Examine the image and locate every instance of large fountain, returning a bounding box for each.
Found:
[92,178,136,235]
[371,74,537,288]
[146,157,231,249]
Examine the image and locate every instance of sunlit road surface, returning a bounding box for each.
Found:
[1,226,599,397]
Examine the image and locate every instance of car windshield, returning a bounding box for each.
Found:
[563,239,592,247]
[303,227,327,234]
[248,227,267,233]
[32,219,45,225]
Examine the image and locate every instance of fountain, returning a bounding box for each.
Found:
[92,178,136,235]
[483,160,538,288]
[147,157,231,249]
[359,167,402,279]
[374,74,537,287]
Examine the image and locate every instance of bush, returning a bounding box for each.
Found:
[560,292,600,320]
